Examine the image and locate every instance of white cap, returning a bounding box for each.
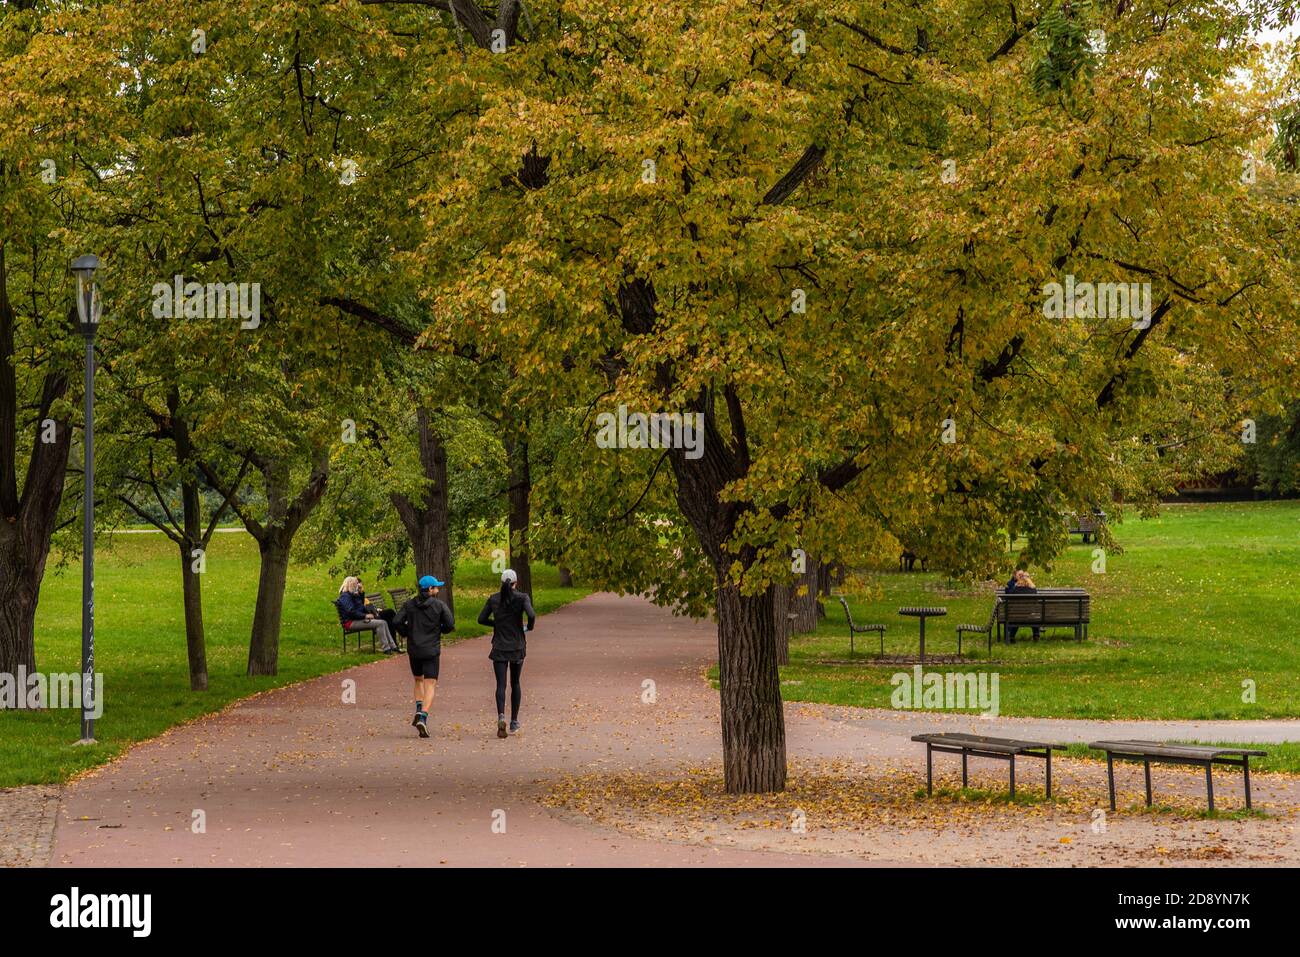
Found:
[501,569,518,584]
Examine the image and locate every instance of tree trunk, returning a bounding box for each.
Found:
[0,244,72,684]
[178,543,208,691]
[791,554,820,633]
[391,408,455,614]
[504,435,532,595]
[0,527,38,683]
[771,582,791,666]
[716,582,786,793]
[557,565,573,587]
[244,454,328,676]
[166,393,213,690]
[247,535,290,676]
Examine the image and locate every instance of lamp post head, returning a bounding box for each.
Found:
[70,254,102,339]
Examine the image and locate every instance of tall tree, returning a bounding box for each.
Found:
[0,2,123,682]
[399,0,1300,792]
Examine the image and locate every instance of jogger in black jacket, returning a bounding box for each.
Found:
[478,569,536,738]
[394,575,454,737]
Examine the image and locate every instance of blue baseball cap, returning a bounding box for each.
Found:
[418,575,444,589]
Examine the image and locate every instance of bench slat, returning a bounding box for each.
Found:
[911,732,1068,753]
[1089,739,1268,759]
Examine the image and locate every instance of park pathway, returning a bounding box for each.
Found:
[48,593,1300,867]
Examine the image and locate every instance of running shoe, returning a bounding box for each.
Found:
[508,720,520,735]
[415,711,429,737]
[497,714,508,739]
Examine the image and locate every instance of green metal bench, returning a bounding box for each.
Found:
[835,595,885,656]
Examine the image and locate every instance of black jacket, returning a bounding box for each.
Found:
[479,589,536,662]
[394,594,454,658]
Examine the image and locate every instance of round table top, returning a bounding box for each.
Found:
[898,606,947,616]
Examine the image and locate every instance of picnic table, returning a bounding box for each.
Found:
[911,733,1068,799]
[898,606,946,663]
[1089,740,1268,812]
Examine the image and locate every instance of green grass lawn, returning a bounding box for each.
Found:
[0,531,589,789]
[779,501,1300,722]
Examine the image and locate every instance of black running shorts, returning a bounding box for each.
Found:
[409,654,440,679]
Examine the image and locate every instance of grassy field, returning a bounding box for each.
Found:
[0,531,589,789]
[779,501,1300,725]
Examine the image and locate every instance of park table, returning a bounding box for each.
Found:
[897,606,946,663]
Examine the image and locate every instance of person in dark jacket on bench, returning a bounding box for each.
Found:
[479,569,536,739]
[393,575,455,737]
[336,576,399,653]
[1004,568,1041,643]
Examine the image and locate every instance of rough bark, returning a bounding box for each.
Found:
[503,434,532,596]
[557,565,573,587]
[771,582,791,666]
[717,583,786,793]
[791,553,820,633]
[390,408,455,614]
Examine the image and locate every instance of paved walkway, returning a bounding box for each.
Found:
[40,593,1300,867]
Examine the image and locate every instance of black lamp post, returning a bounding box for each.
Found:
[71,254,101,744]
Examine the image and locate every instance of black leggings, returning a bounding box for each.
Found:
[493,660,523,720]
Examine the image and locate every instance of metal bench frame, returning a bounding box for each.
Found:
[1089,740,1268,812]
[835,595,886,656]
[956,600,1000,656]
[912,733,1068,799]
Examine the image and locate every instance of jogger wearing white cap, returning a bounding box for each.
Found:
[478,569,536,738]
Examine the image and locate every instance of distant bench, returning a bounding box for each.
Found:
[911,733,1068,799]
[996,588,1090,642]
[1068,510,1106,543]
[1089,740,1267,812]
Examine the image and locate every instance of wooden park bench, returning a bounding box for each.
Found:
[835,595,886,656]
[1068,510,1106,543]
[912,733,1068,799]
[1089,740,1268,812]
[996,588,1090,642]
[388,587,411,608]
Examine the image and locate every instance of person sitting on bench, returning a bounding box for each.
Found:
[1004,569,1041,643]
[336,576,399,654]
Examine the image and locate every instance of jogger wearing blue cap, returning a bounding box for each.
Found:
[393,575,454,737]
